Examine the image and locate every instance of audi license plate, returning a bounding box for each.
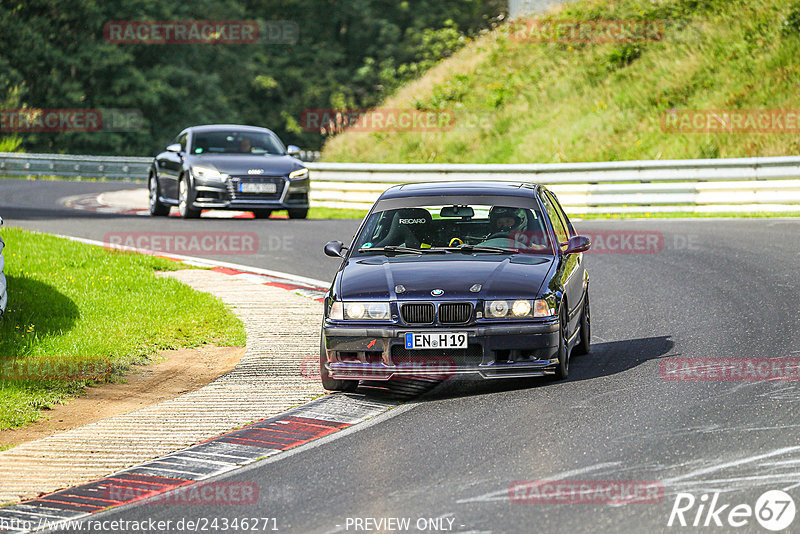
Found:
[239,182,277,194]
[405,332,468,350]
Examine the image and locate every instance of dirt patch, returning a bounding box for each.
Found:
[0,344,244,448]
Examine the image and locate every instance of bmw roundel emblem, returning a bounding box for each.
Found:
[431,289,445,297]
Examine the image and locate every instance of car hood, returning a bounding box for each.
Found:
[336,254,554,301]
[187,154,303,176]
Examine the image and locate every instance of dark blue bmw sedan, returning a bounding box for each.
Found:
[321,181,592,391]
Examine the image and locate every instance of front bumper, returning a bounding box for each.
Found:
[191,177,310,210]
[322,321,560,380]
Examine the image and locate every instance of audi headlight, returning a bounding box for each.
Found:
[329,301,391,321]
[192,165,228,182]
[485,299,554,318]
[288,168,309,180]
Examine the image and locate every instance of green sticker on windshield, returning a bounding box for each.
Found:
[194,148,203,154]
[361,242,373,249]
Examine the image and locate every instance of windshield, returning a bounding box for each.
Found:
[190,130,286,155]
[353,203,553,254]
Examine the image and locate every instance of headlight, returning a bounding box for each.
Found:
[288,168,309,180]
[512,299,532,317]
[533,299,555,317]
[329,301,344,320]
[329,301,391,321]
[485,299,554,318]
[192,165,228,182]
[486,300,509,318]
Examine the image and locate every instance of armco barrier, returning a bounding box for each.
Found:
[1,152,799,214]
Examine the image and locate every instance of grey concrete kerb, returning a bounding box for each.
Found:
[0,269,326,504]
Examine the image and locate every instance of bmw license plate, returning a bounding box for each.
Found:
[405,332,468,350]
[239,182,277,194]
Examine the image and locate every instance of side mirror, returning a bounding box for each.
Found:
[287,145,301,157]
[563,235,591,254]
[166,143,182,154]
[324,240,345,258]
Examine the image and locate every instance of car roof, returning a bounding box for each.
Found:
[185,124,277,134]
[378,181,542,200]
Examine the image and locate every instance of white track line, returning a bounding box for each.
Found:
[53,233,330,289]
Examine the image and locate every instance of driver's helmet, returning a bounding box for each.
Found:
[488,206,526,233]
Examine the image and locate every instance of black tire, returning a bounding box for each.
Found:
[549,308,570,381]
[149,175,170,216]
[320,334,359,392]
[252,210,272,219]
[288,207,309,220]
[574,292,591,355]
[178,175,201,219]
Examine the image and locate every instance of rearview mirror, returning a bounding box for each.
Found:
[563,235,591,254]
[324,240,345,258]
[439,206,475,218]
[166,143,182,153]
[287,145,301,157]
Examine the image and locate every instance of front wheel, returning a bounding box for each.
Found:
[178,176,201,219]
[149,175,170,216]
[320,335,359,392]
[288,207,309,220]
[549,308,570,381]
[574,293,591,355]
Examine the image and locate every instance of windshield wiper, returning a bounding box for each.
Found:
[454,244,519,254]
[359,246,424,255]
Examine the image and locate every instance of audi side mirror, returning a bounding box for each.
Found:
[287,145,301,157]
[563,235,591,254]
[166,143,182,153]
[324,240,345,258]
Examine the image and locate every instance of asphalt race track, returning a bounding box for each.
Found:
[0,179,360,282]
[3,178,800,533]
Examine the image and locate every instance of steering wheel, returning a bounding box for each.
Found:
[485,231,512,240]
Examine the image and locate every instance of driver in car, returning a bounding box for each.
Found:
[489,206,521,234]
[482,206,548,252]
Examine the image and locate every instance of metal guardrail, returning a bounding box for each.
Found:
[0,152,151,180]
[0,217,6,318]
[306,157,800,213]
[1,152,799,214]
[0,150,319,181]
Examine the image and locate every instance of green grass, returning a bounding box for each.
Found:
[322,0,800,164]
[573,211,800,220]
[307,207,368,220]
[0,227,246,430]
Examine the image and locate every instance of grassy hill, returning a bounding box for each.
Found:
[321,0,800,163]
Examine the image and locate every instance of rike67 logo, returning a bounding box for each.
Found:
[668,490,796,531]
